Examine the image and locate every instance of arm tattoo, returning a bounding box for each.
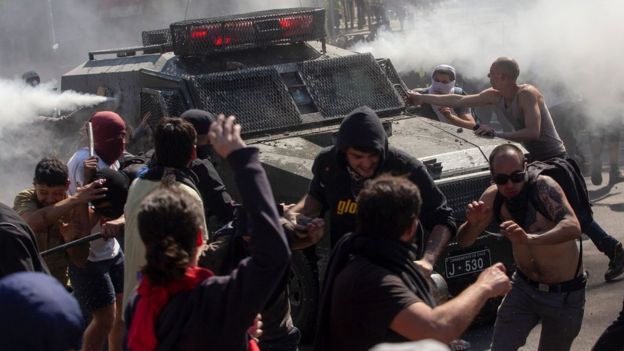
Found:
[536,177,568,222]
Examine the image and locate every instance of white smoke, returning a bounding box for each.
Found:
[0,78,108,204]
[351,0,624,114]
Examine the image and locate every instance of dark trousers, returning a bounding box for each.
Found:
[593,299,624,351]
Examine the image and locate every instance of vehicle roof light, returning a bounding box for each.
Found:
[170,7,325,57]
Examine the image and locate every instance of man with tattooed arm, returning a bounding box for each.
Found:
[457,144,585,351]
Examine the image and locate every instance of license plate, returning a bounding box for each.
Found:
[445,249,491,278]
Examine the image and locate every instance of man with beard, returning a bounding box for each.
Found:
[286,106,455,275]
[457,144,585,350]
[413,64,476,129]
[409,57,624,282]
[13,157,106,286]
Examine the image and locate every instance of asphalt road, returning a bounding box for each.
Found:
[463,168,624,351]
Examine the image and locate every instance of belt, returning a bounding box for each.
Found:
[516,270,586,293]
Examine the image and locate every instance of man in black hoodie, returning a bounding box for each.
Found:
[287,106,456,274]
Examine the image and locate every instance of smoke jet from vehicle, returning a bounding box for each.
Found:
[0,78,107,204]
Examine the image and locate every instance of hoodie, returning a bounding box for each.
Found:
[308,106,456,246]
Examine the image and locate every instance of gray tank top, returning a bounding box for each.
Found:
[495,88,566,161]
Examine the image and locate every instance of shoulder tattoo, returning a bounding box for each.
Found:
[536,177,567,222]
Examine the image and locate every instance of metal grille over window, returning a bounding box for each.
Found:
[299,53,405,118]
[377,58,408,92]
[142,28,172,46]
[188,67,302,134]
[170,8,325,57]
[437,174,492,221]
[140,89,187,130]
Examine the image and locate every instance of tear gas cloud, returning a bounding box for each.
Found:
[352,0,624,116]
[0,79,107,203]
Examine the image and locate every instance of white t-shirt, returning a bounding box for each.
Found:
[67,147,121,262]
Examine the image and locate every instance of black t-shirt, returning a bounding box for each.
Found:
[0,203,49,278]
[309,146,456,246]
[329,256,423,351]
[190,158,235,227]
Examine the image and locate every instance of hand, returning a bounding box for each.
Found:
[500,220,529,244]
[465,201,491,225]
[74,179,107,204]
[83,156,99,183]
[247,314,263,341]
[208,114,246,158]
[438,106,453,118]
[413,259,434,276]
[406,91,422,106]
[101,216,124,239]
[475,262,511,298]
[294,217,325,245]
[474,124,496,138]
[281,203,298,223]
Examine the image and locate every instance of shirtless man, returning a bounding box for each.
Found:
[409,57,624,282]
[457,144,585,351]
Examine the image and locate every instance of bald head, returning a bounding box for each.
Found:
[489,144,525,171]
[492,57,520,80]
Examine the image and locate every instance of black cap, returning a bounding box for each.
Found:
[180,109,217,135]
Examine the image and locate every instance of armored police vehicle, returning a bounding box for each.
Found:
[61,7,514,337]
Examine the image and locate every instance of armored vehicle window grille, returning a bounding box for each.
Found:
[142,29,172,46]
[299,53,404,118]
[140,89,187,130]
[188,67,302,134]
[437,174,492,221]
[170,8,325,56]
[376,58,408,92]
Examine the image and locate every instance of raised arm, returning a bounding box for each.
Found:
[202,115,291,344]
[408,89,500,108]
[457,185,497,248]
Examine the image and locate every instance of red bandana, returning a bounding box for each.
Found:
[127,266,213,351]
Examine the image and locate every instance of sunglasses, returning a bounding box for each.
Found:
[492,171,526,185]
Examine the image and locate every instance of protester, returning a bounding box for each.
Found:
[13,157,106,286]
[413,64,476,129]
[67,111,127,351]
[457,144,585,350]
[123,117,207,308]
[286,106,455,276]
[315,175,510,351]
[588,110,624,185]
[409,57,624,282]
[0,272,83,351]
[181,109,235,228]
[0,202,50,278]
[124,115,291,350]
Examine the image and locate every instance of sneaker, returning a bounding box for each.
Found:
[605,243,624,281]
[592,163,603,186]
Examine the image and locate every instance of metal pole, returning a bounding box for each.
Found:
[40,232,103,257]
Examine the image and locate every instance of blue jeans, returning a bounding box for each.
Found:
[585,220,620,259]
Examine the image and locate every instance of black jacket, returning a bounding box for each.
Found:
[0,203,50,278]
[125,148,291,351]
[308,106,456,246]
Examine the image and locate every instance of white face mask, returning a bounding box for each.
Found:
[431,80,455,94]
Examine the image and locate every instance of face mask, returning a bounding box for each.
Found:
[431,80,455,94]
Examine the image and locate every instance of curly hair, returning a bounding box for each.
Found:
[138,186,204,285]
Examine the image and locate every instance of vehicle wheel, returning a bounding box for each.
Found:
[288,250,319,342]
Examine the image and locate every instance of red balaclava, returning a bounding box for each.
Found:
[91,111,126,165]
